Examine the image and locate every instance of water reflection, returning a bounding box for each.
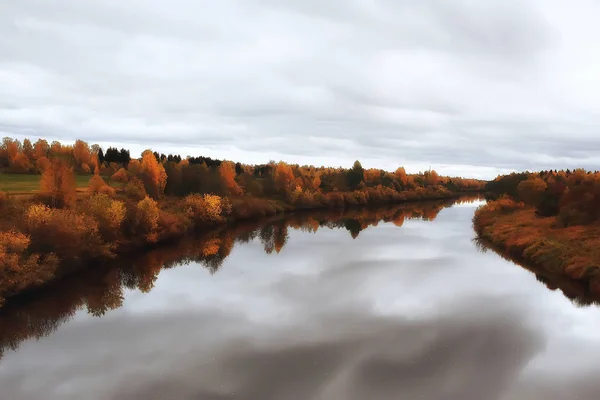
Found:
[474,237,600,307]
[0,196,481,361]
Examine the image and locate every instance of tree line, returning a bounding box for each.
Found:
[485,169,600,226]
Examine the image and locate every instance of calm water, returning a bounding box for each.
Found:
[1,198,600,399]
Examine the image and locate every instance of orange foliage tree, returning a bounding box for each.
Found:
[111,168,129,183]
[40,160,77,208]
[33,139,49,160]
[219,161,243,196]
[88,174,116,197]
[140,150,167,199]
[517,177,547,206]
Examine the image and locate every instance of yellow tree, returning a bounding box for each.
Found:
[140,150,167,199]
[40,159,77,208]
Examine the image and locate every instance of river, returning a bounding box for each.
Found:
[1,197,600,399]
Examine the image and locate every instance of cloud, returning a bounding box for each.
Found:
[0,298,546,400]
[1,0,599,178]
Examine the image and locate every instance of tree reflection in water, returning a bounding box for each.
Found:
[0,196,482,359]
[474,236,600,308]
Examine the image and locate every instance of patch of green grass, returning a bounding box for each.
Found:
[0,173,107,193]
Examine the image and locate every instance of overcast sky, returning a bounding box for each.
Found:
[1,0,599,179]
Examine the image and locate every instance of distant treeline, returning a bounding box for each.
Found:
[485,169,600,225]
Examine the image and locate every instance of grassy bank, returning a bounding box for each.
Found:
[473,198,600,283]
[0,173,114,194]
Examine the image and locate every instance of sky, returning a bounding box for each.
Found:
[1,0,600,179]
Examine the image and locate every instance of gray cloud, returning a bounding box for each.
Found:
[1,0,599,178]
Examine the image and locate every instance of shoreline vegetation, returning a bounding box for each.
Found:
[0,137,485,305]
[0,197,481,359]
[474,169,600,291]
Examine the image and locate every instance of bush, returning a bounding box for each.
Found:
[84,194,126,240]
[134,197,160,242]
[0,229,60,303]
[88,174,116,197]
[156,210,191,241]
[25,204,111,261]
[229,197,278,219]
[111,168,129,183]
[125,177,147,201]
[182,194,224,226]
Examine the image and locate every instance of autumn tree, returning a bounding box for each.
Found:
[34,139,50,160]
[363,169,380,186]
[88,174,115,196]
[125,177,147,201]
[36,157,51,173]
[312,175,322,191]
[4,138,20,161]
[134,197,160,242]
[219,161,243,196]
[86,194,126,240]
[517,177,548,206]
[111,168,129,183]
[73,140,93,173]
[22,138,34,159]
[424,170,439,186]
[140,150,167,199]
[9,152,31,173]
[274,162,295,196]
[40,159,77,208]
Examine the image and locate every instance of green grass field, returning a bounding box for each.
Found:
[0,173,110,193]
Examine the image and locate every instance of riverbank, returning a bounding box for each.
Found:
[473,198,600,284]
